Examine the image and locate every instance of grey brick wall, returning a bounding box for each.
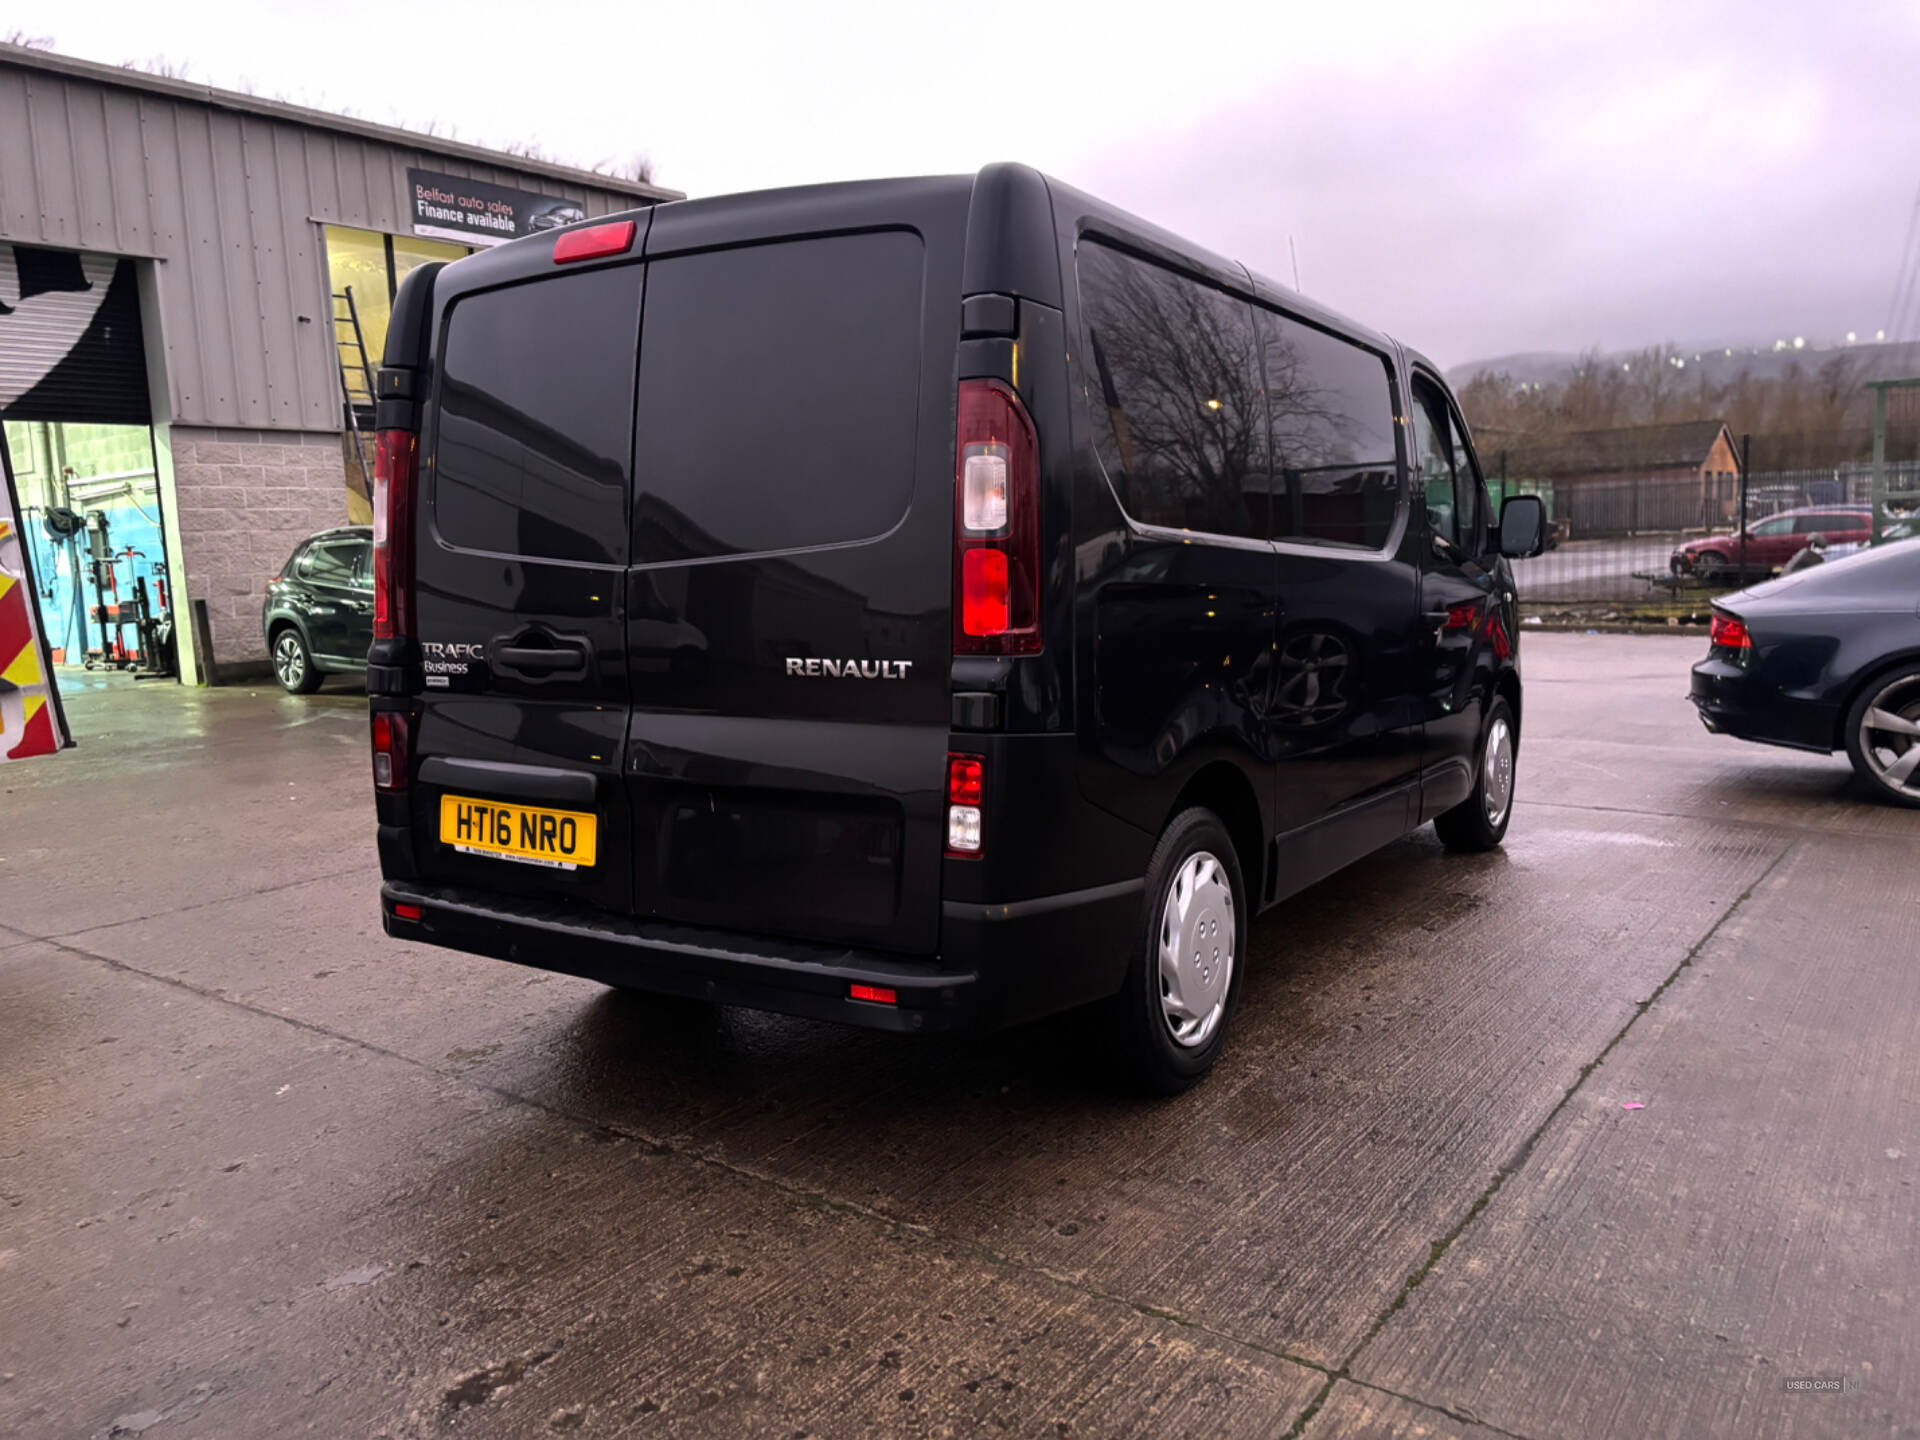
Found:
[169,427,351,667]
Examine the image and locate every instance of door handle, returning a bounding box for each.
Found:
[491,636,591,679]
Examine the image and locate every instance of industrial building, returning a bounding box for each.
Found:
[0,43,678,683]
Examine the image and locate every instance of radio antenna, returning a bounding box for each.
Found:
[1289,235,1302,291]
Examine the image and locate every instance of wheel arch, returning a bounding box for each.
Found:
[1831,648,1920,751]
[1497,668,1522,741]
[1164,761,1268,909]
[265,613,310,648]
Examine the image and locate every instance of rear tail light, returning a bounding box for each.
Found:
[392,902,422,922]
[961,549,1010,635]
[371,710,409,791]
[954,380,1040,654]
[372,428,417,640]
[1710,612,1753,651]
[946,752,984,857]
[849,983,897,1005]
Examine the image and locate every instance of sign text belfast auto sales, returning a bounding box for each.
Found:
[413,180,517,239]
[406,168,586,249]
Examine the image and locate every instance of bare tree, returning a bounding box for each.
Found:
[597,153,656,185]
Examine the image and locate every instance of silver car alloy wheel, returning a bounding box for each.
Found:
[1858,674,1920,799]
[1483,715,1515,826]
[274,632,305,689]
[1157,850,1235,1049]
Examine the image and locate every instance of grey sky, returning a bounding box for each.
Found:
[16,0,1920,367]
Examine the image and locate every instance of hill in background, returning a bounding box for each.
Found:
[1449,340,1920,471]
[1447,340,1920,392]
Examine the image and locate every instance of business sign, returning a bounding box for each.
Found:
[408,169,588,248]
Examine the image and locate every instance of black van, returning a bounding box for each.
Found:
[368,165,1545,1091]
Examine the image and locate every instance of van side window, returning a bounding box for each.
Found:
[1077,241,1268,540]
[633,231,924,564]
[433,266,642,565]
[1260,314,1400,550]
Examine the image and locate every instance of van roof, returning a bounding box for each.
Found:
[446,164,1402,359]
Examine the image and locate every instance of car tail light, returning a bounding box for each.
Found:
[371,428,417,640]
[946,752,984,857]
[849,983,897,1005]
[553,220,636,264]
[953,380,1040,654]
[392,902,422,921]
[371,710,409,791]
[1710,612,1752,651]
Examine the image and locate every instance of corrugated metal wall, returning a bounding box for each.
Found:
[0,50,669,433]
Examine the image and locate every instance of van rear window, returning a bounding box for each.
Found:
[1077,241,1269,541]
[432,266,642,565]
[632,231,924,565]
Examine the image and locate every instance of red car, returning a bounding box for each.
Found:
[1671,505,1873,578]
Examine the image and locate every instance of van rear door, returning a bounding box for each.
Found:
[405,257,643,917]
[624,189,966,954]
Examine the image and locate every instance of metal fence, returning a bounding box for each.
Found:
[1498,461,1920,607]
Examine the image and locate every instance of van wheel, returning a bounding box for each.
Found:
[1111,807,1246,1095]
[271,627,322,694]
[1435,696,1517,852]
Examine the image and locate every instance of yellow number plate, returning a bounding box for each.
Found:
[440,794,598,870]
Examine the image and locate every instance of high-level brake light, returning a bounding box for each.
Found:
[953,380,1040,654]
[552,220,636,264]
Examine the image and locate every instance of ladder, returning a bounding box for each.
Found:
[332,286,376,497]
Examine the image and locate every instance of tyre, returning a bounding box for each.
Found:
[1109,807,1247,1095]
[271,626,322,694]
[1843,664,1920,809]
[1434,696,1517,852]
[1695,550,1729,582]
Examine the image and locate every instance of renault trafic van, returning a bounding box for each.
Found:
[368,164,1545,1091]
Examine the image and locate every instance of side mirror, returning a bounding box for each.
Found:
[1498,495,1546,559]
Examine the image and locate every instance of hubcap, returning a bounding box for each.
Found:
[1157,850,1235,1049]
[275,634,304,687]
[1483,716,1515,825]
[1859,675,1920,798]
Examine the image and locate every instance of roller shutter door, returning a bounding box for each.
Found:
[0,244,150,426]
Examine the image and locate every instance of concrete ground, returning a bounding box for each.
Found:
[2,635,1915,1440]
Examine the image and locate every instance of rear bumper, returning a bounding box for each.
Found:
[1689,658,1836,752]
[380,875,1141,1034]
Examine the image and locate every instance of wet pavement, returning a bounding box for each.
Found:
[2,635,1915,1439]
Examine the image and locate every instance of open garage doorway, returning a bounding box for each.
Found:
[0,244,180,685]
